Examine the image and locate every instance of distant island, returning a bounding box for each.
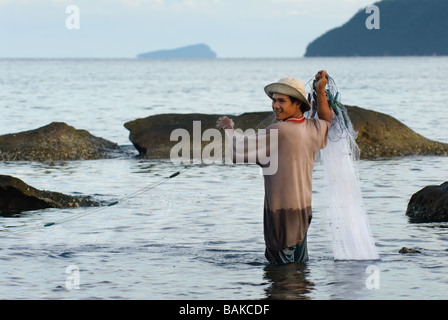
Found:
[137,43,217,59]
[305,0,448,57]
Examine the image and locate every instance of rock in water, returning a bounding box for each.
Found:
[346,106,448,159]
[124,112,273,159]
[406,182,448,223]
[0,175,100,215]
[124,107,448,160]
[0,122,120,161]
[399,247,421,254]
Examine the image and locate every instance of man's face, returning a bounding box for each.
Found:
[271,93,301,121]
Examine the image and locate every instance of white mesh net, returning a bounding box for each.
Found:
[306,76,380,260]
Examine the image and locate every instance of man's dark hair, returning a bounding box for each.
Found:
[289,96,307,113]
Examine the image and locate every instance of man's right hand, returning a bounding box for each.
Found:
[216,116,234,130]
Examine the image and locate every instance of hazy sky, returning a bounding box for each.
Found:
[0,0,376,58]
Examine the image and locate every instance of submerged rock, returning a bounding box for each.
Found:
[124,106,448,160]
[399,247,421,254]
[0,175,100,215]
[405,182,448,223]
[0,122,121,161]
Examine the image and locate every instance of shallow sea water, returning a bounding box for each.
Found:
[1,156,448,300]
[1,58,448,300]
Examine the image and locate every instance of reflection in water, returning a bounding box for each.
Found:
[263,262,314,300]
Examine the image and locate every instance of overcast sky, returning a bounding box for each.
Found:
[0,0,376,58]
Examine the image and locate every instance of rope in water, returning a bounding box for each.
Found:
[1,167,190,236]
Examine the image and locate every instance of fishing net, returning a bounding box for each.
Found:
[305,76,380,260]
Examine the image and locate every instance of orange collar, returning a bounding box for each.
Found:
[285,116,305,124]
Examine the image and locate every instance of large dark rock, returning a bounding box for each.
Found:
[124,106,448,160]
[0,175,100,215]
[0,122,120,161]
[405,182,448,223]
[345,106,448,159]
[124,112,274,159]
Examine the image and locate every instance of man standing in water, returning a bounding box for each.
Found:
[217,70,331,265]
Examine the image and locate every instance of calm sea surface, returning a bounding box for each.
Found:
[1,57,448,300]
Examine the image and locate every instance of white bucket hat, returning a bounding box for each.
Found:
[264,77,311,112]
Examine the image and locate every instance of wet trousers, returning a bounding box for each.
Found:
[265,234,309,265]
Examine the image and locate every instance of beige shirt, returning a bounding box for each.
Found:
[228,118,330,250]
